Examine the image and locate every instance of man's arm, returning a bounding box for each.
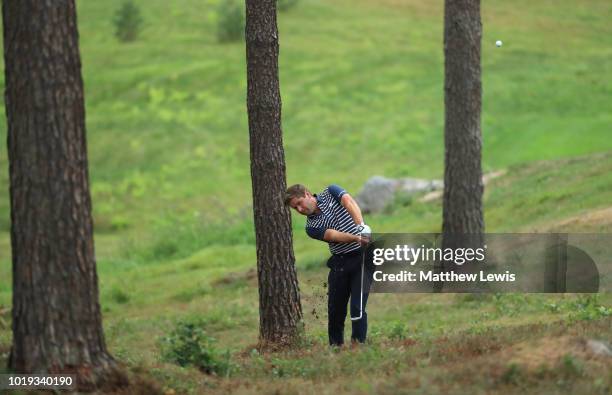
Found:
[323,229,361,243]
[340,193,364,226]
[307,227,361,244]
[327,184,364,226]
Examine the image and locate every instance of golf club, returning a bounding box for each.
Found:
[351,234,368,321]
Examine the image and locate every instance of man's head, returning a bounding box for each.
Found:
[285,184,319,216]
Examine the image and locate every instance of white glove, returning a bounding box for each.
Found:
[356,223,371,239]
[357,222,372,243]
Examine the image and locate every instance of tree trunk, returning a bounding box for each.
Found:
[245,0,303,348]
[442,0,484,255]
[544,234,568,292]
[3,0,127,390]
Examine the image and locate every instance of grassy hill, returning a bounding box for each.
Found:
[0,0,610,235]
[0,0,611,393]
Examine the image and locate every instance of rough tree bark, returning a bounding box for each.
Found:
[442,0,485,255]
[245,0,303,347]
[3,0,127,390]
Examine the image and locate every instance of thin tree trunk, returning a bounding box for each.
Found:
[245,0,303,348]
[442,0,484,256]
[3,0,127,390]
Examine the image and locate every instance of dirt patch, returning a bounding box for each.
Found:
[535,207,612,232]
[420,170,506,203]
[213,268,257,287]
[505,336,579,370]
[429,334,504,362]
[499,335,611,373]
[420,322,612,392]
[401,338,418,348]
[103,372,164,395]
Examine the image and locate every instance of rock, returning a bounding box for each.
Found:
[356,170,507,210]
[355,176,443,213]
[397,178,443,194]
[354,176,396,214]
[419,170,507,203]
[586,339,612,357]
[419,190,443,203]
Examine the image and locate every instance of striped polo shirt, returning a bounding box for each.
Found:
[306,185,361,255]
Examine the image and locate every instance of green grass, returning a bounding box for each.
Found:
[0,0,611,393]
[0,0,610,235]
[3,151,611,394]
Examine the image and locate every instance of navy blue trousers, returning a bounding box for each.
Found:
[327,249,371,346]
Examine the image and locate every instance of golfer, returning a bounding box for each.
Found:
[285,184,372,346]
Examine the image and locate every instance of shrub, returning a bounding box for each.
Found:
[568,294,612,321]
[388,321,408,340]
[110,287,130,304]
[113,1,143,42]
[560,354,584,377]
[217,0,244,43]
[500,363,523,385]
[160,317,233,376]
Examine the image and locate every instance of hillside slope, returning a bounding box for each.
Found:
[0,0,610,236]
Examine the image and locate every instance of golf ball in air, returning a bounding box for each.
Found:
[496,40,503,47]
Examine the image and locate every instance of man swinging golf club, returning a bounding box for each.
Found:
[285,184,372,346]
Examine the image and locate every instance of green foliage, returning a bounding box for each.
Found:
[113,0,143,42]
[567,295,612,322]
[277,0,299,12]
[560,354,584,378]
[542,295,612,323]
[486,294,612,322]
[160,317,234,376]
[456,293,494,305]
[217,0,244,43]
[110,215,131,231]
[500,362,523,385]
[545,301,561,313]
[388,321,409,340]
[110,287,130,304]
[492,293,532,317]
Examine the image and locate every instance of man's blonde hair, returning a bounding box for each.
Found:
[284,184,309,206]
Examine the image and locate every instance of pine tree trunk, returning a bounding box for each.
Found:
[3,0,127,390]
[442,0,484,254]
[245,0,303,347]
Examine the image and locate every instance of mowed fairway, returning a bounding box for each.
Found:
[0,0,611,394]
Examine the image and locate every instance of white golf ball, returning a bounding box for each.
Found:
[496,40,503,47]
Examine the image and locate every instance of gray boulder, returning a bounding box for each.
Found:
[586,339,612,357]
[355,176,443,213]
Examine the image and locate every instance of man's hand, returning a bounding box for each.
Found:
[356,223,371,244]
